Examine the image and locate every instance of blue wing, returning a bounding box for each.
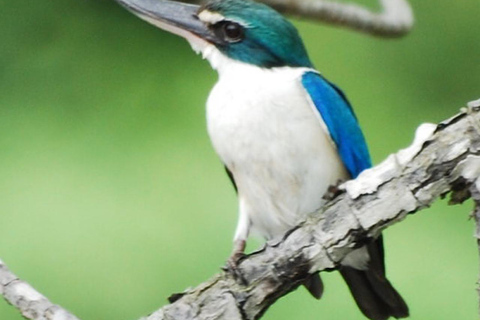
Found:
[301,71,371,178]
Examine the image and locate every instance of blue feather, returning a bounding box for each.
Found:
[301,71,371,178]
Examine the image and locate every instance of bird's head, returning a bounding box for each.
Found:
[116,0,313,70]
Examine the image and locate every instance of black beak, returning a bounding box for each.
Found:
[115,0,221,44]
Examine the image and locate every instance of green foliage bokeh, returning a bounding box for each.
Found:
[1,0,479,319]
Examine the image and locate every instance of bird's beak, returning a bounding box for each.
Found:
[115,0,221,45]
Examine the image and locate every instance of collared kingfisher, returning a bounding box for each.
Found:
[115,0,409,319]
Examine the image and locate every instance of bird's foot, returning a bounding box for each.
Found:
[226,251,245,272]
[323,179,345,201]
[222,240,246,280]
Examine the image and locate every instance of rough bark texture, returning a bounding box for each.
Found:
[1,102,480,320]
[140,104,480,320]
[470,178,480,317]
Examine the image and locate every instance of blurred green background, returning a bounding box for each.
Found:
[1,0,479,319]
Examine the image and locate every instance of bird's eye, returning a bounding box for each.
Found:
[213,21,244,43]
[223,22,243,41]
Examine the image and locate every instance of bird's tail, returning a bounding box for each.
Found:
[340,267,408,320]
[340,239,409,320]
[303,272,324,299]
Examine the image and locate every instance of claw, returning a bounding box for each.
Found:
[227,250,245,270]
[323,179,345,201]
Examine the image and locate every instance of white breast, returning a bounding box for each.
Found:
[206,57,348,239]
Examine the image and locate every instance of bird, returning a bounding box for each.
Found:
[114,0,409,319]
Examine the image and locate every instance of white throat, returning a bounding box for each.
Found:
[191,40,259,78]
[132,13,267,76]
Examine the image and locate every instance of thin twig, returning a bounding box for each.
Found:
[264,0,414,37]
[0,260,79,320]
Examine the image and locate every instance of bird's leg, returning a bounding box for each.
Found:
[225,203,250,273]
[223,239,248,283]
[227,239,246,268]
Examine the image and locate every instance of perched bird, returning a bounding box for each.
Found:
[115,0,409,319]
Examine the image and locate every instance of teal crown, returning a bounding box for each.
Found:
[201,0,313,68]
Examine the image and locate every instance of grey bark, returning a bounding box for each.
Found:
[469,107,480,318]
[1,101,480,320]
[471,188,480,318]
[0,260,80,320]
[260,0,414,37]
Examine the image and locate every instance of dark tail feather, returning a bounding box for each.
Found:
[365,268,409,318]
[340,267,408,320]
[303,272,324,299]
[340,239,409,320]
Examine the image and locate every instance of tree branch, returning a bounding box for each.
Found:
[0,259,79,320]
[468,98,480,316]
[2,100,480,320]
[261,0,414,37]
[471,187,480,318]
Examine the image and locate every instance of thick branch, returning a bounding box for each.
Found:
[469,154,480,318]
[2,101,480,320]
[140,103,480,320]
[472,189,480,317]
